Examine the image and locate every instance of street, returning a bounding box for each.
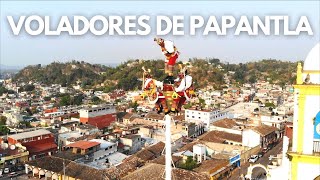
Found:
[229,140,283,180]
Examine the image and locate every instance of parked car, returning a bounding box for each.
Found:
[249,155,259,163]
[4,168,9,174]
[258,151,264,158]
[17,166,24,171]
[262,147,268,153]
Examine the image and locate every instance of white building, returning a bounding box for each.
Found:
[120,134,143,154]
[193,144,206,163]
[242,124,278,148]
[90,139,117,160]
[185,108,228,130]
[242,129,261,148]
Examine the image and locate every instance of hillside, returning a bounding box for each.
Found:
[13,59,299,91]
[13,61,106,87]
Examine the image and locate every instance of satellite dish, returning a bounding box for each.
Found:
[1,143,8,149]
[10,145,16,150]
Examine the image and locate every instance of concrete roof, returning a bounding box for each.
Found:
[8,129,52,140]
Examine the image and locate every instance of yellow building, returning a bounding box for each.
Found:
[287,43,320,180]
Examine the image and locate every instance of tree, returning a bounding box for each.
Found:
[60,95,71,106]
[184,102,192,109]
[265,102,276,108]
[129,101,139,112]
[91,96,101,104]
[24,84,35,91]
[0,86,8,95]
[0,116,7,125]
[208,58,220,64]
[249,75,256,84]
[0,126,10,135]
[73,94,84,105]
[179,156,198,170]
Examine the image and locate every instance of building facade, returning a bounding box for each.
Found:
[79,106,116,129]
[287,43,320,180]
[7,129,57,160]
[185,108,228,130]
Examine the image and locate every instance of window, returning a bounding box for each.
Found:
[187,115,189,117]
[192,116,194,118]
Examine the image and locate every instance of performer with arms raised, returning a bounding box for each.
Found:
[154,37,179,83]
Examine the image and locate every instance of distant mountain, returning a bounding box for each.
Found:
[101,63,120,67]
[13,61,106,87]
[0,64,24,71]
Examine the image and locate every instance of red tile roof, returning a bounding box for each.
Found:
[26,142,57,154]
[198,131,242,143]
[250,124,278,136]
[211,118,238,129]
[67,140,100,150]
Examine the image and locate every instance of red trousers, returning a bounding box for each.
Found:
[167,53,179,65]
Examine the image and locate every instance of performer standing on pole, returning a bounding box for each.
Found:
[154,37,179,83]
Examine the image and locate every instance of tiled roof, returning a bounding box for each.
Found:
[198,130,242,143]
[122,163,209,180]
[128,149,155,162]
[146,141,165,155]
[193,159,229,175]
[27,156,111,180]
[115,156,145,178]
[250,124,278,136]
[26,142,57,154]
[123,113,134,119]
[179,141,202,152]
[64,161,106,180]
[116,141,166,177]
[149,155,182,165]
[27,156,69,173]
[67,140,100,150]
[125,141,165,162]
[145,113,165,120]
[211,118,238,129]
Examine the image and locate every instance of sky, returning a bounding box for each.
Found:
[0,1,319,67]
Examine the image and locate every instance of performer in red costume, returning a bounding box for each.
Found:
[154,38,179,83]
[172,65,194,112]
[142,68,168,114]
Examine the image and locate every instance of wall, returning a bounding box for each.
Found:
[80,114,115,124]
[297,163,320,180]
[93,145,117,160]
[242,130,260,148]
[240,145,260,164]
[209,126,242,135]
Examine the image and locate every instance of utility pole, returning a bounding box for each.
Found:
[63,159,65,180]
[165,115,172,180]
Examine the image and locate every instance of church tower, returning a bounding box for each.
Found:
[287,43,320,180]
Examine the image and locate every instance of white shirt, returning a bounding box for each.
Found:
[175,75,192,92]
[164,40,175,53]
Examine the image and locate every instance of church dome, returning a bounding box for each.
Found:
[303,43,320,71]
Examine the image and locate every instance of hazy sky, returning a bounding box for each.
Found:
[1,1,319,66]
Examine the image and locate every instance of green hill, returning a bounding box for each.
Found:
[13,59,299,91]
